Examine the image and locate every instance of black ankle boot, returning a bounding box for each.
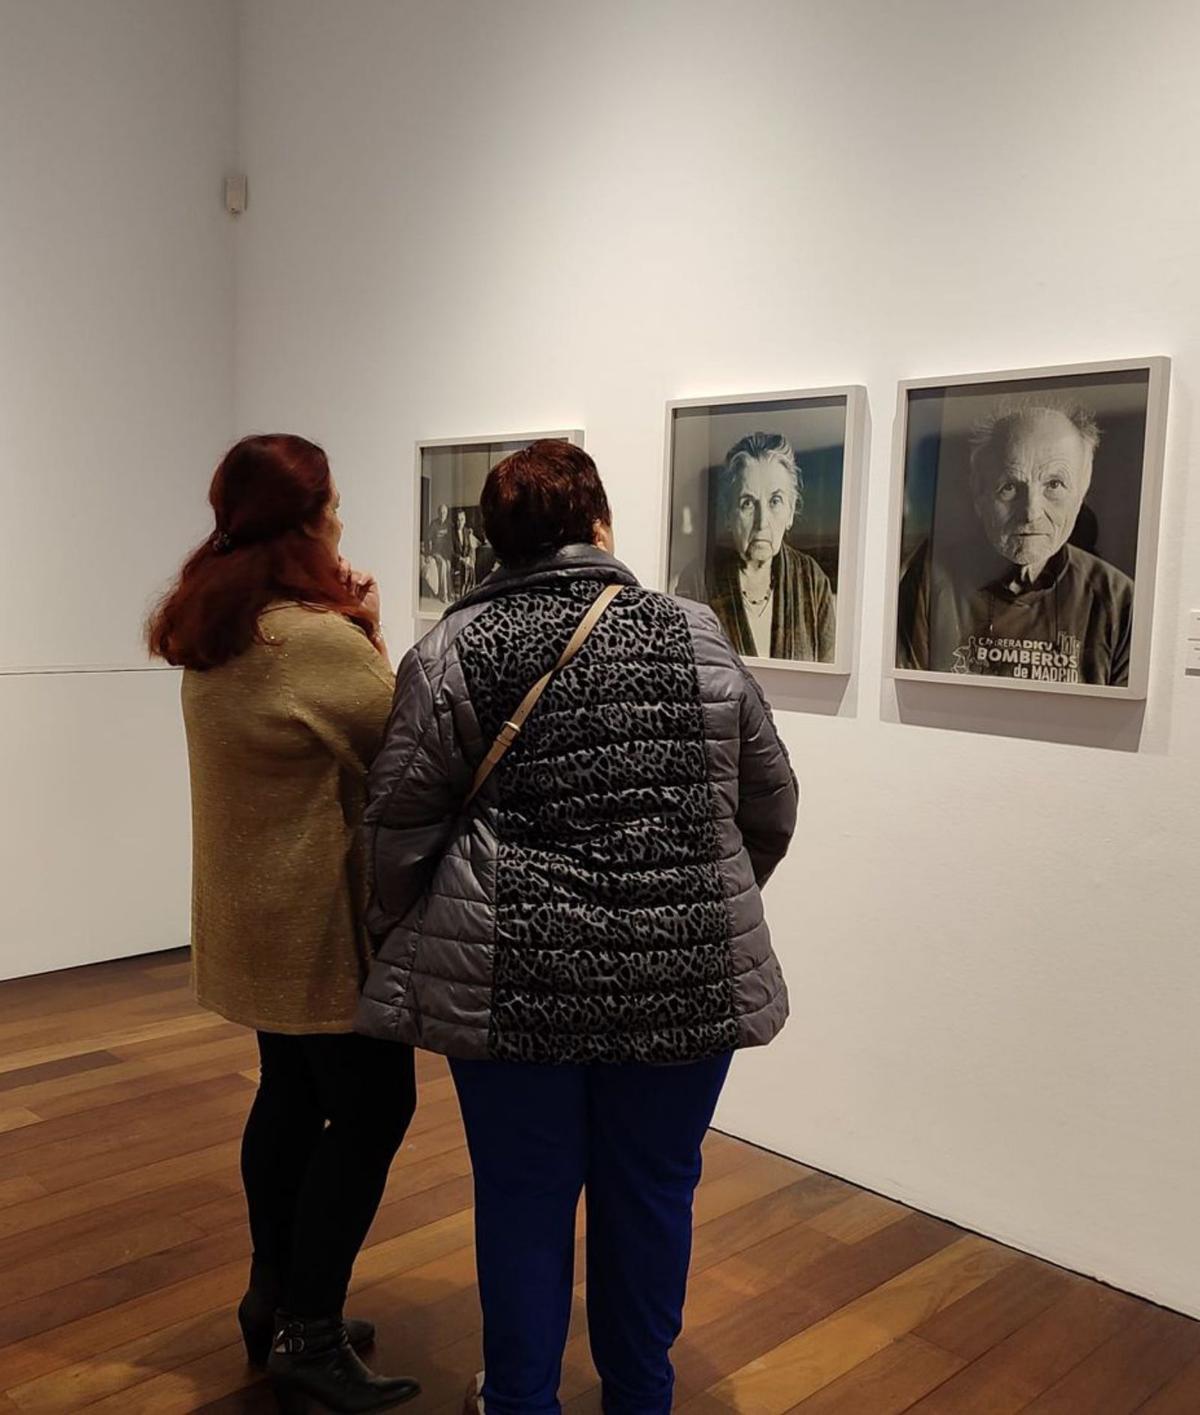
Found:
[237,1263,376,1368]
[268,1312,420,1413]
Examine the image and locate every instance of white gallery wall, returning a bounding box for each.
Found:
[235,0,1200,1317]
[0,1,237,976]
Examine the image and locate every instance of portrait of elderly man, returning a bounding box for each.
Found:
[896,397,1134,686]
[676,431,836,662]
[421,501,453,602]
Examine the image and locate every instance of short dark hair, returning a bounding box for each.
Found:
[481,440,611,564]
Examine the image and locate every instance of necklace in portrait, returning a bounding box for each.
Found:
[740,570,773,618]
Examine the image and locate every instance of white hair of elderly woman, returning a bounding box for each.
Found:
[721,431,804,519]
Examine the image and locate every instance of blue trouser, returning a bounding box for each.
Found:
[449,1053,732,1415]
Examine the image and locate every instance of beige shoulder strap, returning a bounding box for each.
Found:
[465,583,624,807]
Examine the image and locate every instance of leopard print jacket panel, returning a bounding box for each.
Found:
[355,546,797,1065]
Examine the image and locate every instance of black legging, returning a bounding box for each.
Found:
[241,1030,417,1316]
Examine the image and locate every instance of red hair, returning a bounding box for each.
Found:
[148,434,378,670]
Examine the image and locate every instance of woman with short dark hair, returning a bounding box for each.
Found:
[149,434,420,1413]
[357,439,798,1415]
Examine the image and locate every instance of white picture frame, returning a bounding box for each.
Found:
[660,385,867,675]
[883,356,1170,700]
[413,429,585,622]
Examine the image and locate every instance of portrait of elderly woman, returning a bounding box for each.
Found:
[675,431,837,663]
[894,364,1165,690]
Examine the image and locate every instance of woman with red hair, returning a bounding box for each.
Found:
[149,434,419,1413]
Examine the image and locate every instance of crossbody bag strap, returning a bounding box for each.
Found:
[465,583,624,807]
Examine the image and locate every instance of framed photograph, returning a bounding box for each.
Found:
[662,386,866,674]
[414,429,584,620]
[885,358,1170,699]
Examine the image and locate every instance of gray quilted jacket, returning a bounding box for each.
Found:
[355,546,798,1065]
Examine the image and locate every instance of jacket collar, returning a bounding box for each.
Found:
[450,544,640,611]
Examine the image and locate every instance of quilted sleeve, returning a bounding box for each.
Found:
[364,645,461,928]
[734,666,799,886]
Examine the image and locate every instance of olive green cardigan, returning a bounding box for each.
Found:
[182,606,395,1034]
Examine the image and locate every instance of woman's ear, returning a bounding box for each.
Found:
[594,521,615,554]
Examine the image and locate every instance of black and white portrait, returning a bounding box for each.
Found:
[893,360,1169,695]
[665,390,862,670]
[416,431,582,618]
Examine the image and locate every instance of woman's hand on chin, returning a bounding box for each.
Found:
[339,558,382,625]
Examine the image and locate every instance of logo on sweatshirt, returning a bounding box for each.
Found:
[952,632,1082,682]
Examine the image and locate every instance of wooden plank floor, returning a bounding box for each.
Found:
[1,950,1197,1414]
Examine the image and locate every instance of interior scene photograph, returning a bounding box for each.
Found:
[2,1,1199,1412]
